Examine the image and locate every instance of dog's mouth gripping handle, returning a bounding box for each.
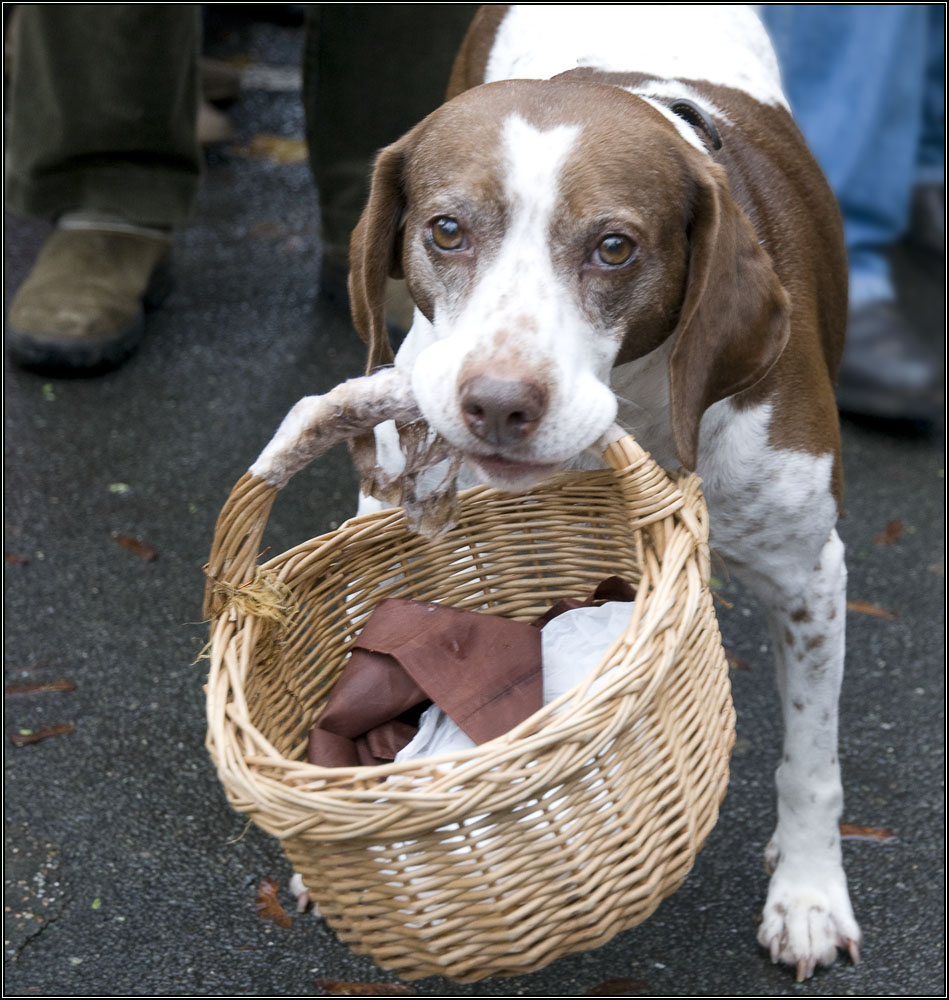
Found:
[203,368,682,618]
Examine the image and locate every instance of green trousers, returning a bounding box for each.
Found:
[6,4,478,253]
[302,4,479,263]
[5,5,202,228]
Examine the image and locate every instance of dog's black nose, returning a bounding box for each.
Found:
[459,374,548,446]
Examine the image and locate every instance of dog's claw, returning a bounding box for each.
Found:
[847,938,861,966]
[795,957,817,982]
[289,872,310,913]
[769,937,781,964]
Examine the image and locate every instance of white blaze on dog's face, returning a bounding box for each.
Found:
[410,114,605,488]
[394,80,696,489]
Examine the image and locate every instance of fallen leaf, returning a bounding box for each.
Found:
[249,220,292,240]
[840,824,898,843]
[5,551,29,565]
[846,599,897,620]
[234,134,307,164]
[313,982,417,997]
[9,723,75,746]
[725,650,752,671]
[585,980,649,996]
[108,483,131,495]
[222,53,256,70]
[254,877,291,929]
[42,383,55,402]
[5,679,77,696]
[111,533,158,562]
[873,520,904,545]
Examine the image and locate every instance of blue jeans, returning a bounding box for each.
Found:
[761,4,945,307]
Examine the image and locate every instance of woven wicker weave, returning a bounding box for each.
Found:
[204,429,734,982]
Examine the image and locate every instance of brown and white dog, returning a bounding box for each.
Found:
[348,5,859,980]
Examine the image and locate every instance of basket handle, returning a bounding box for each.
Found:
[203,375,684,618]
[204,369,415,617]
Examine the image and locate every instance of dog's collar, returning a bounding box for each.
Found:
[669,99,723,150]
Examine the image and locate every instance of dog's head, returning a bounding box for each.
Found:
[349,78,789,486]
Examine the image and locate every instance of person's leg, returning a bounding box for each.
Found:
[916,4,946,189]
[763,4,924,304]
[7,3,201,226]
[761,4,941,419]
[303,4,478,322]
[6,4,201,373]
[908,4,945,258]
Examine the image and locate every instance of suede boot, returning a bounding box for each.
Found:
[7,224,172,374]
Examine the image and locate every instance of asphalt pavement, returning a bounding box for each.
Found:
[4,15,945,998]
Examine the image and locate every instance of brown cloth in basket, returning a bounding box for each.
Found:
[308,579,636,768]
[307,718,422,768]
[309,600,542,766]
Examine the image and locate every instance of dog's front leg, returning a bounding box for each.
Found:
[750,529,862,979]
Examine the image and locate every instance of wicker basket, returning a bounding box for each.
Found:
[204,421,734,982]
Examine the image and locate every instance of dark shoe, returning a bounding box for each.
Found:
[906,183,945,263]
[7,226,172,375]
[836,301,943,421]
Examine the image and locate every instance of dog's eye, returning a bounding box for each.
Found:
[430,217,466,251]
[596,234,637,267]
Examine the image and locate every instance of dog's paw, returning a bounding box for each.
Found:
[757,870,861,981]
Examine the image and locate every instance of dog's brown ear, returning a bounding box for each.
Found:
[669,162,790,469]
[348,137,411,373]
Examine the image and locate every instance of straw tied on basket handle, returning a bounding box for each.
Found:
[248,366,630,538]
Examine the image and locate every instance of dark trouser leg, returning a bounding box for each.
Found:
[303,4,479,270]
[6,4,202,227]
